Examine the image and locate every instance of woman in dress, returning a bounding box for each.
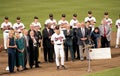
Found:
[7,30,17,73]
[15,33,24,71]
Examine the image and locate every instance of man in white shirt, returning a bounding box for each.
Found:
[84,11,96,32]
[58,14,69,31]
[70,13,79,29]
[13,17,25,37]
[115,14,120,48]
[45,14,57,29]
[51,25,66,70]
[1,16,12,52]
[103,12,113,27]
[31,16,41,31]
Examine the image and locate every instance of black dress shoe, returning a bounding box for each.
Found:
[24,68,28,70]
[37,61,41,64]
[35,65,40,68]
[10,71,15,73]
[57,66,60,70]
[30,66,33,69]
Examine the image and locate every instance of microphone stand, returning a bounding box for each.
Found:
[82,37,94,72]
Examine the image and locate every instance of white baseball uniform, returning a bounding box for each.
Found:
[58,20,69,31]
[70,19,79,28]
[103,18,113,27]
[115,19,120,46]
[45,19,57,29]
[31,22,41,29]
[1,22,12,49]
[13,22,25,37]
[51,31,65,66]
[84,16,96,31]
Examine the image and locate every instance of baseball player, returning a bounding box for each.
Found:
[1,16,12,52]
[70,13,79,29]
[45,14,57,29]
[84,11,96,32]
[31,16,41,31]
[115,14,120,48]
[103,12,113,27]
[58,14,69,31]
[51,26,66,70]
[13,17,25,37]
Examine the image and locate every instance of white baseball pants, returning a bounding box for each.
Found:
[116,29,120,45]
[3,31,9,49]
[54,44,65,66]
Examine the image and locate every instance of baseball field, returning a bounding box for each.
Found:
[0,0,120,76]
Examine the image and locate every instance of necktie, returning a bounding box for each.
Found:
[104,26,106,37]
[82,28,85,37]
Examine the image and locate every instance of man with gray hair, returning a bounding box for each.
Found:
[76,22,90,61]
[99,19,111,48]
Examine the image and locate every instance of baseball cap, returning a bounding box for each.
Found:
[49,14,53,17]
[4,16,8,20]
[34,16,38,19]
[16,17,21,20]
[55,25,60,30]
[104,12,109,15]
[88,11,92,14]
[73,13,77,17]
[62,14,66,17]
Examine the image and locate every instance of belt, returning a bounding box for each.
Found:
[57,44,62,45]
[5,31,9,33]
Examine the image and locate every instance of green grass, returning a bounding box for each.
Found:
[86,67,120,76]
[0,0,120,37]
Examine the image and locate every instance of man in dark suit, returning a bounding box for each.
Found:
[42,24,54,62]
[34,26,42,64]
[99,19,111,48]
[63,25,74,61]
[28,24,40,68]
[76,22,90,61]
[73,23,80,60]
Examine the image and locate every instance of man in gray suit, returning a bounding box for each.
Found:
[99,20,111,48]
[23,29,29,70]
[76,22,90,61]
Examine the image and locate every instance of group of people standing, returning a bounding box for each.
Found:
[1,10,120,72]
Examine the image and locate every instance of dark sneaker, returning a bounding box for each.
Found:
[61,65,66,70]
[57,66,60,70]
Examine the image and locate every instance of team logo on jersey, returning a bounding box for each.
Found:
[17,25,23,29]
[55,36,63,42]
[106,21,111,24]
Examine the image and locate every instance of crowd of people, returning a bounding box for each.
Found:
[1,11,120,73]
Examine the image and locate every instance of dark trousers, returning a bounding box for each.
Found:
[8,48,16,72]
[34,46,39,67]
[43,46,54,62]
[73,38,80,59]
[29,50,34,68]
[101,36,110,48]
[64,43,74,61]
